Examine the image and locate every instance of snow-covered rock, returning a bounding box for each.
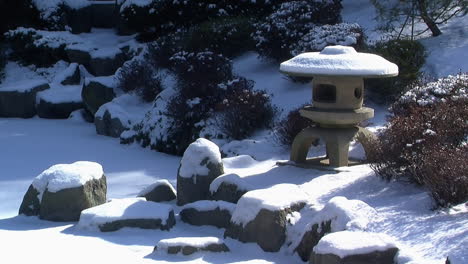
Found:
[311,231,399,264]
[82,76,116,115]
[224,184,309,252]
[36,84,83,119]
[95,94,151,138]
[77,198,175,232]
[154,237,229,255]
[89,48,126,76]
[293,196,378,261]
[209,172,254,203]
[137,179,176,202]
[0,79,49,118]
[18,161,107,221]
[54,63,81,85]
[65,44,92,65]
[180,200,235,229]
[177,138,224,206]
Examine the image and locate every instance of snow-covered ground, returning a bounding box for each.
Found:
[0,1,467,264]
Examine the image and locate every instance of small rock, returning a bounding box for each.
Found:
[19,161,107,222]
[82,76,116,115]
[0,80,49,118]
[224,184,308,252]
[177,138,224,206]
[209,173,252,203]
[311,231,399,264]
[154,237,229,255]
[294,196,378,261]
[138,180,176,202]
[180,200,235,229]
[78,198,175,232]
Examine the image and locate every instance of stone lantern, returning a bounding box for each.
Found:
[279,46,398,167]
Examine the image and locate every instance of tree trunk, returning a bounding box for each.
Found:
[417,0,443,36]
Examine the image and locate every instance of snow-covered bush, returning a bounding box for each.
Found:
[366,39,426,102]
[216,78,278,140]
[5,28,72,67]
[368,74,468,207]
[0,0,42,36]
[146,29,187,69]
[116,59,164,102]
[252,0,343,61]
[291,23,363,56]
[274,105,317,146]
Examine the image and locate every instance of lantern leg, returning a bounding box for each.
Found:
[290,127,320,164]
[325,140,351,167]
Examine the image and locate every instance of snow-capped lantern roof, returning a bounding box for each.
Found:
[280,46,398,78]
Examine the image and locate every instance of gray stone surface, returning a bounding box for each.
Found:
[138,181,176,202]
[40,176,107,222]
[177,161,224,206]
[155,240,229,255]
[81,78,116,115]
[180,202,234,229]
[310,248,399,264]
[65,47,91,66]
[295,221,332,262]
[19,176,107,222]
[94,109,128,138]
[36,99,83,119]
[210,182,247,203]
[60,64,81,85]
[0,82,49,118]
[89,51,126,76]
[224,204,305,252]
[99,211,176,232]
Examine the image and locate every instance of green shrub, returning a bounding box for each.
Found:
[185,16,256,58]
[368,74,468,207]
[0,0,42,37]
[216,78,278,140]
[365,39,426,102]
[274,105,317,146]
[116,59,164,102]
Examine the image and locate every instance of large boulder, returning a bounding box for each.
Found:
[89,48,126,76]
[19,161,107,222]
[294,196,378,262]
[154,237,229,255]
[77,198,176,232]
[82,76,116,115]
[209,173,253,203]
[36,85,83,119]
[0,79,49,118]
[65,45,92,66]
[224,184,308,252]
[95,94,151,138]
[180,200,235,229]
[177,138,224,206]
[138,179,176,202]
[311,231,399,264]
[55,63,81,85]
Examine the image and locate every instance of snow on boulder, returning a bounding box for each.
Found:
[280,45,398,78]
[311,231,399,264]
[95,94,151,138]
[77,198,176,232]
[0,79,49,118]
[154,237,229,255]
[82,76,116,115]
[89,48,126,76]
[54,63,81,85]
[209,173,254,203]
[177,138,224,206]
[180,200,236,229]
[293,196,378,261]
[137,179,176,202]
[224,184,309,252]
[36,84,83,119]
[19,161,106,222]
